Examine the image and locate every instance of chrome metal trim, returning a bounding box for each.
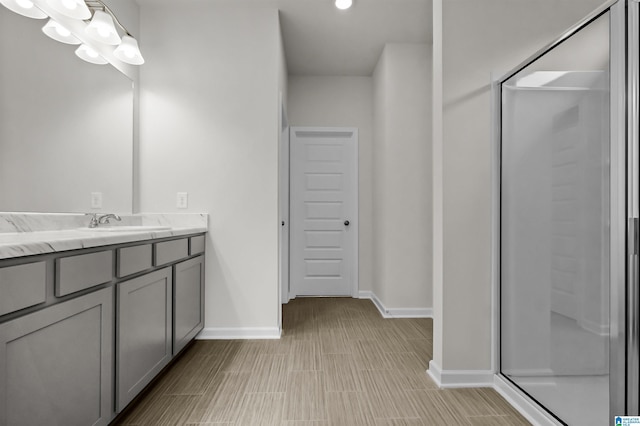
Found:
[490,73,502,375]
[629,1,640,414]
[497,0,619,85]
[611,0,629,418]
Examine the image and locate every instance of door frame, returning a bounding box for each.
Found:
[288,126,359,299]
[279,93,290,315]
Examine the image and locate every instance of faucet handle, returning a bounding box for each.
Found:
[86,213,99,228]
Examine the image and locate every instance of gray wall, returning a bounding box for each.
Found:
[138,3,282,335]
[373,43,432,312]
[432,0,608,373]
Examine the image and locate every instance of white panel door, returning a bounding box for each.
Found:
[290,127,357,297]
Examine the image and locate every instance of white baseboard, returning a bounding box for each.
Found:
[196,327,281,340]
[358,290,433,318]
[493,375,561,426]
[427,360,493,388]
[429,362,561,425]
[427,360,443,387]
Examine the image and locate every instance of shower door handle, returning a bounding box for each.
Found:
[629,217,640,416]
[631,218,639,256]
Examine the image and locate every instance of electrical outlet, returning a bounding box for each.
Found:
[91,192,102,209]
[177,192,188,209]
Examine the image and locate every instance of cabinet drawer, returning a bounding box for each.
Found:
[0,261,47,316]
[117,244,152,278]
[190,235,205,255]
[56,251,113,297]
[154,239,188,266]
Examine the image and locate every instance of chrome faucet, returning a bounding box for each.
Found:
[87,213,122,228]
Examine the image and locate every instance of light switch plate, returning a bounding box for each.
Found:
[91,192,102,209]
[177,192,188,209]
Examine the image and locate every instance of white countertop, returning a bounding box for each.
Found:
[0,213,208,260]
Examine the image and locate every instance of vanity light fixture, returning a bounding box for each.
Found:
[0,0,46,19]
[84,9,120,45]
[113,35,144,65]
[42,18,81,44]
[46,0,90,20]
[335,0,352,10]
[1,0,144,66]
[75,43,107,64]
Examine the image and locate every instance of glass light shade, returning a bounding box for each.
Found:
[75,44,107,64]
[113,35,144,65]
[85,10,121,45]
[42,19,81,44]
[46,0,90,20]
[335,0,352,10]
[0,0,47,19]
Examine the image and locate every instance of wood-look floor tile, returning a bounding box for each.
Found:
[319,328,352,354]
[341,318,376,340]
[388,320,430,341]
[290,340,323,371]
[245,353,291,393]
[234,392,285,425]
[383,351,428,372]
[471,387,530,417]
[189,371,251,423]
[153,354,222,395]
[404,389,471,424]
[370,328,415,353]
[405,338,432,363]
[185,339,240,357]
[115,395,200,426]
[218,341,268,372]
[117,298,529,426]
[325,391,375,425]
[439,388,520,417]
[284,370,327,421]
[358,368,435,394]
[323,353,365,391]
[373,419,427,426]
[467,414,531,425]
[360,379,419,419]
[351,340,394,370]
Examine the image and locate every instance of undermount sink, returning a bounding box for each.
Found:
[78,225,171,232]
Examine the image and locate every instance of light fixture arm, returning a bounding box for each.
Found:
[84,0,133,38]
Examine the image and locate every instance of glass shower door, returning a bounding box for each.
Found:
[500,10,617,425]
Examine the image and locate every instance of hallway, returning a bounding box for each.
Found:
[115,298,529,425]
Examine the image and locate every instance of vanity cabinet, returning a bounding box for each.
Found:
[117,267,173,411]
[0,232,206,425]
[173,255,205,355]
[0,287,113,426]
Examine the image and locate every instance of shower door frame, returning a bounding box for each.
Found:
[628,0,640,415]
[493,0,633,422]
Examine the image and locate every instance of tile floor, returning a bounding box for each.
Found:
[114,297,530,425]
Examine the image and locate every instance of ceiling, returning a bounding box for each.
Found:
[135,0,432,76]
[275,0,432,76]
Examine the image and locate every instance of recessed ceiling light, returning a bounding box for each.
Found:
[335,0,352,10]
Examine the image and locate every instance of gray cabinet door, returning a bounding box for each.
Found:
[117,267,172,412]
[0,287,113,426]
[173,255,204,355]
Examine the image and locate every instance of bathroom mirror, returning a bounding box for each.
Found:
[0,6,133,213]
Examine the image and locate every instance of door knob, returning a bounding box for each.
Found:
[344,220,350,226]
[281,221,285,226]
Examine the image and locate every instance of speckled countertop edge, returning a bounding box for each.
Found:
[0,213,208,260]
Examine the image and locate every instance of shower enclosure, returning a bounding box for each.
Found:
[497,1,638,424]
